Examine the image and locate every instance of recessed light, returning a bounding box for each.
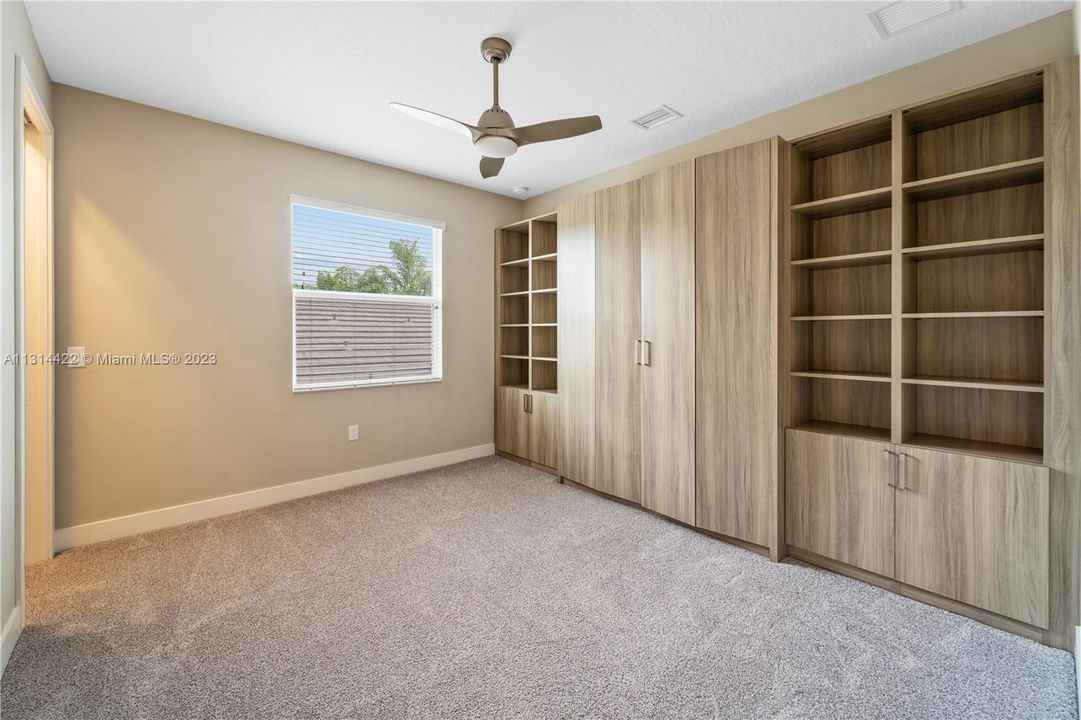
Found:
[513,186,530,195]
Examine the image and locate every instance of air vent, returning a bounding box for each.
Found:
[630,105,682,131]
[870,0,960,38]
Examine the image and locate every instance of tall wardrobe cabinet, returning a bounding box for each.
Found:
[556,163,697,522]
[696,139,785,556]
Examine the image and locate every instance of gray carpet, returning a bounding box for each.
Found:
[1,457,1075,719]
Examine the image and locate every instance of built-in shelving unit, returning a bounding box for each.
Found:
[495,214,559,394]
[786,70,1047,462]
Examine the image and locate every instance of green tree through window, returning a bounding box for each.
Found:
[300,238,431,296]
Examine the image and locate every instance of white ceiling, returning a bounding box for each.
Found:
[26,1,1070,199]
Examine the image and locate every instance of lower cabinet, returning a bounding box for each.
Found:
[785,429,895,577]
[496,387,559,471]
[496,387,530,459]
[528,391,559,469]
[895,447,1049,628]
[785,428,1050,627]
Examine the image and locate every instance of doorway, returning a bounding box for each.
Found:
[17,62,55,575]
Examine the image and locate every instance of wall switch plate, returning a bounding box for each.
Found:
[348,424,359,441]
[67,347,87,368]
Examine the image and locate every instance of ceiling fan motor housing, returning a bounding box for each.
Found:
[481,37,512,64]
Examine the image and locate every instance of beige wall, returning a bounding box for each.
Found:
[53,86,521,529]
[1,0,52,662]
[524,10,1076,216]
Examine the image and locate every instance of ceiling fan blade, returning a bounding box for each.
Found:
[389,103,480,141]
[480,156,505,179]
[505,115,602,146]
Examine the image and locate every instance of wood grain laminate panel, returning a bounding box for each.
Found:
[696,139,777,546]
[908,250,1043,314]
[912,183,1043,247]
[914,102,1043,179]
[640,161,695,524]
[895,446,1049,627]
[495,386,529,458]
[785,429,895,577]
[1043,56,1081,650]
[529,391,560,469]
[810,141,892,200]
[557,195,596,487]
[595,181,642,502]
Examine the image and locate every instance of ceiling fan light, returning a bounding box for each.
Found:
[474,135,518,158]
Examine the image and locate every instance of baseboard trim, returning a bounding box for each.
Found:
[53,443,495,551]
[1075,626,1080,717]
[1,605,24,676]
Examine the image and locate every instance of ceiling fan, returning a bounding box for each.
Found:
[390,37,603,179]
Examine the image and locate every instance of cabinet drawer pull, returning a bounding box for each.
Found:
[642,340,652,367]
[883,448,898,488]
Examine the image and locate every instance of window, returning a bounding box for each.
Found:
[291,196,443,390]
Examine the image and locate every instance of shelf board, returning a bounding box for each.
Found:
[532,253,558,261]
[791,314,891,322]
[902,375,1043,393]
[788,420,891,443]
[530,387,558,395]
[791,370,891,383]
[532,323,558,327]
[499,354,529,360]
[499,383,528,390]
[902,311,1044,319]
[790,187,892,219]
[902,234,1044,260]
[532,288,558,294]
[903,157,1043,201]
[902,433,1043,465]
[500,323,528,328]
[500,257,529,267]
[791,249,892,269]
[499,290,529,297]
[533,356,558,362]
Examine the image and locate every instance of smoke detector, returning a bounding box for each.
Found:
[870,1,961,38]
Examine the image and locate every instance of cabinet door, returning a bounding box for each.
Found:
[495,386,529,459]
[557,195,597,487]
[594,181,642,502]
[895,447,1049,627]
[529,391,559,470]
[785,429,896,577]
[696,139,779,547]
[640,162,696,524]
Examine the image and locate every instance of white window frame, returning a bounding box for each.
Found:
[290,195,444,392]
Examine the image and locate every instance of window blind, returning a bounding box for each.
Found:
[291,199,442,390]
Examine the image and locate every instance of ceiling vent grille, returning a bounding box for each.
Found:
[870,1,960,38]
[630,105,682,131]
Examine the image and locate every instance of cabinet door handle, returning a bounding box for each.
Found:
[642,340,652,367]
[635,339,642,365]
[523,394,532,414]
[899,452,910,491]
[883,449,898,488]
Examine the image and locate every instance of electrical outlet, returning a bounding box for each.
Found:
[348,424,359,441]
[67,347,87,368]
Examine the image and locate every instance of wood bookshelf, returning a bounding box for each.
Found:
[786,69,1047,462]
[495,214,559,393]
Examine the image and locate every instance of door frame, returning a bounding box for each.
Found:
[15,56,55,595]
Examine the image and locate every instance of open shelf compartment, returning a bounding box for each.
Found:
[902,71,1044,183]
[902,384,1043,464]
[791,115,892,206]
[790,376,891,441]
[790,318,890,379]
